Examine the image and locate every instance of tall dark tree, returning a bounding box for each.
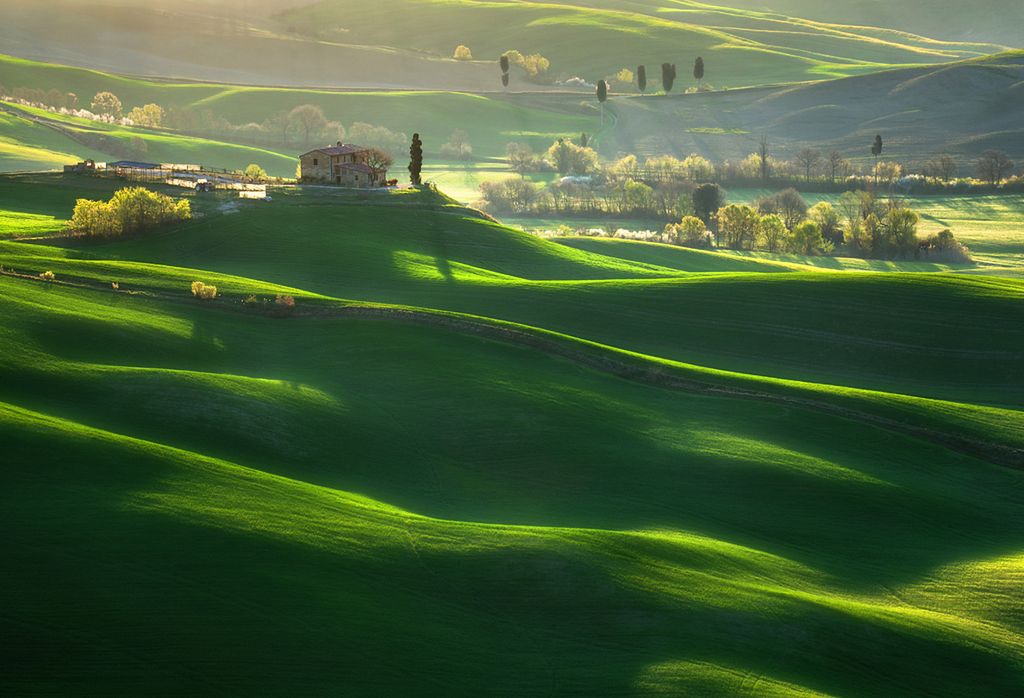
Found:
[637,65,647,93]
[579,133,589,148]
[758,133,770,184]
[693,183,725,227]
[596,80,608,126]
[871,134,884,185]
[871,134,883,158]
[499,54,510,88]
[661,63,676,93]
[693,56,705,88]
[408,133,423,186]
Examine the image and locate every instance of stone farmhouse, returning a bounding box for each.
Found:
[299,143,387,187]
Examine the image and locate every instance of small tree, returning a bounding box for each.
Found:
[871,134,883,181]
[795,147,821,181]
[637,65,647,93]
[288,104,328,145]
[243,163,268,181]
[758,188,808,230]
[453,45,473,60]
[91,91,122,118]
[808,201,841,246]
[693,57,705,89]
[596,79,608,125]
[827,150,848,183]
[661,63,677,93]
[717,204,759,250]
[882,207,920,258]
[614,69,633,88]
[366,148,393,183]
[757,213,789,253]
[976,150,1013,187]
[439,130,473,161]
[692,183,725,227]
[126,103,165,128]
[924,155,957,182]
[666,215,707,246]
[758,134,771,184]
[408,133,423,185]
[790,220,829,255]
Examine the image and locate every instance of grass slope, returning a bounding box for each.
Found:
[3,176,1023,694]
[0,0,1007,90]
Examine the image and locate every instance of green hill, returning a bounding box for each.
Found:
[2,174,1024,695]
[0,0,1012,93]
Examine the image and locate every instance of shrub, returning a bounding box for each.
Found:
[453,45,473,60]
[919,229,972,263]
[274,294,296,317]
[790,220,831,255]
[126,103,164,128]
[111,281,119,290]
[757,214,790,253]
[39,270,56,281]
[67,187,191,237]
[191,281,217,300]
[243,164,268,181]
[665,215,707,246]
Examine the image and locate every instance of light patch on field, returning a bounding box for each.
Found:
[0,210,65,237]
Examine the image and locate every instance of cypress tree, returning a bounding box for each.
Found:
[408,133,423,186]
[694,57,704,88]
[661,63,676,93]
[637,65,647,92]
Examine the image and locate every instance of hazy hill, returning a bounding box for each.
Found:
[603,50,1024,165]
[0,0,1009,90]
[722,0,1024,46]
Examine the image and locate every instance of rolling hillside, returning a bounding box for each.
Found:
[2,174,1024,694]
[0,0,1011,91]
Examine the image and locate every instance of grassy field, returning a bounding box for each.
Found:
[2,49,1021,177]
[3,145,1024,694]
[0,0,1009,92]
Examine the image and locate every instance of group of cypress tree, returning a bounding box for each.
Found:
[633,57,705,94]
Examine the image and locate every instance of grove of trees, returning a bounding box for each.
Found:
[67,187,191,237]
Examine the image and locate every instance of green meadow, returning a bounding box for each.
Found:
[2,172,1023,694]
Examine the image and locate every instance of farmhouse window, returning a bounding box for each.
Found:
[313,158,318,165]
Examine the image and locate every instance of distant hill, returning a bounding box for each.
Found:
[602,51,1024,166]
[721,0,1024,46]
[0,0,1010,90]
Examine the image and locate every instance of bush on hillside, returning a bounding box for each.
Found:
[274,294,296,317]
[191,281,217,300]
[453,45,473,60]
[243,164,268,182]
[664,215,708,247]
[919,229,972,263]
[39,270,55,281]
[67,187,191,237]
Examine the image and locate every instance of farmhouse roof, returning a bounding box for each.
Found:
[302,142,370,157]
[338,162,375,174]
